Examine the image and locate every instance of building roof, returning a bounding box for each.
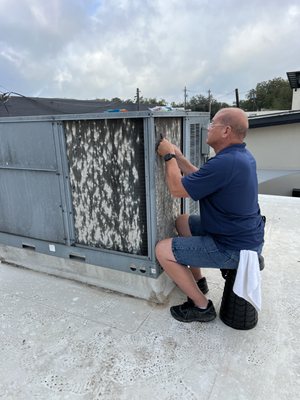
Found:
[248,110,300,128]
[287,71,300,89]
[0,95,151,117]
[0,194,298,399]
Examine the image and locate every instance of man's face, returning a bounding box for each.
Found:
[206,113,226,148]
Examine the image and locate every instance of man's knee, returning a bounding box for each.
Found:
[155,239,174,264]
[175,214,191,237]
[155,239,168,260]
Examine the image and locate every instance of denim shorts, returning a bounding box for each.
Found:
[172,215,263,270]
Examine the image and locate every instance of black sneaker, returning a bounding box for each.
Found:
[170,299,217,323]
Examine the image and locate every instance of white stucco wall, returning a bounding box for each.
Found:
[246,123,300,170]
[246,123,300,196]
[292,90,300,110]
[207,122,300,196]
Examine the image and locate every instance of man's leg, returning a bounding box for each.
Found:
[155,238,208,308]
[175,214,203,282]
[175,214,192,236]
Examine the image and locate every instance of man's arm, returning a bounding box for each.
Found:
[173,145,198,175]
[157,139,190,198]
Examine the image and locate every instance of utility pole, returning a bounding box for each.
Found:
[235,88,240,108]
[136,88,140,111]
[249,89,257,111]
[184,86,188,109]
[208,89,212,117]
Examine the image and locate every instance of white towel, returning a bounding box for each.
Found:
[233,250,261,312]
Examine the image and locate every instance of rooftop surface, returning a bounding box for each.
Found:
[0,95,149,117]
[0,194,299,400]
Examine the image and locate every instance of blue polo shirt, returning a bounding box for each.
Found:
[182,143,264,250]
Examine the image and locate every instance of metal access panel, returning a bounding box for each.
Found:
[0,121,66,243]
[64,118,148,256]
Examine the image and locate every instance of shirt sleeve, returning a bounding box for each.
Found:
[182,154,232,201]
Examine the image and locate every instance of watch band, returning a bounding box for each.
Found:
[163,153,176,162]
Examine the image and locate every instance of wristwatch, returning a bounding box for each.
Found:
[163,153,176,162]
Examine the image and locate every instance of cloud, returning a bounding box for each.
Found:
[0,44,25,67]
[0,0,300,103]
[216,3,300,98]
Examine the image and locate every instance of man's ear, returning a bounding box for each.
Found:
[222,125,231,138]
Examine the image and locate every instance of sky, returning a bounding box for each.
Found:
[1,0,300,105]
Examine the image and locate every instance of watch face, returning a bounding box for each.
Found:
[164,153,176,161]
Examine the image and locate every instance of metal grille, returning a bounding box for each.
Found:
[64,118,148,256]
[190,123,201,168]
[154,117,182,241]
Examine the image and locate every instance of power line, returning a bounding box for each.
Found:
[0,92,10,113]
[182,86,251,103]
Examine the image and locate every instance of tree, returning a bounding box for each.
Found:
[170,100,184,108]
[185,94,229,117]
[139,97,166,106]
[241,77,292,111]
[188,94,209,111]
[111,97,123,103]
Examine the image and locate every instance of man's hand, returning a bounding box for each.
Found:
[156,138,189,198]
[157,138,175,157]
[172,144,183,159]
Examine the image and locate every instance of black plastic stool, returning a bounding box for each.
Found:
[219,255,264,330]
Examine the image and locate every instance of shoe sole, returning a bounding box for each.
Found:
[170,308,217,323]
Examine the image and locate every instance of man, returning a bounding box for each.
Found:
[156,107,264,323]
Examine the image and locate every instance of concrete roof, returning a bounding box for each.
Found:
[0,194,299,399]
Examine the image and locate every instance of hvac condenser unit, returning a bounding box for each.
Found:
[0,111,209,280]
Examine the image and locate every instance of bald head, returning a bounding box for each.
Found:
[215,108,248,139]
